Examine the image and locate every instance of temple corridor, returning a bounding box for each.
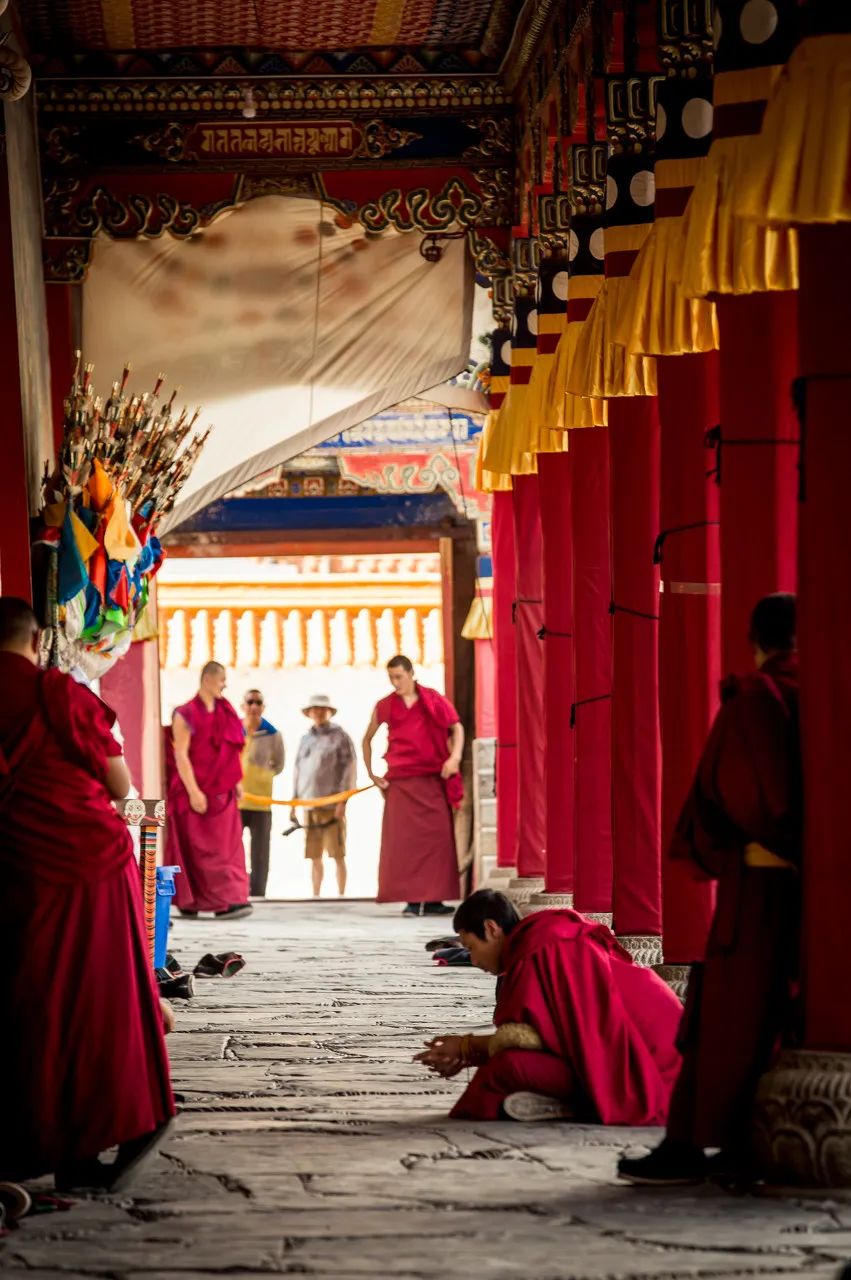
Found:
[3,902,848,1279]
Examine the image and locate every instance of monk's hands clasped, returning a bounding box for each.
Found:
[414,1035,465,1078]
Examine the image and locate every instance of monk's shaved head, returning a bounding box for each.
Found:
[749,593,796,654]
[201,661,225,680]
[0,597,39,651]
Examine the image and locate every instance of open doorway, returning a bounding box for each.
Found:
[157,550,445,899]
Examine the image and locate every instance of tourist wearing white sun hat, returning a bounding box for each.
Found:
[292,694,357,898]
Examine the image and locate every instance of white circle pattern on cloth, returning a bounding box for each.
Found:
[552,269,569,301]
[630,170,656,207]
[589,227,605,260]
[681,97,714,139]
[740,0,778,44]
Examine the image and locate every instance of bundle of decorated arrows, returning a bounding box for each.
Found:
[34,356,210,676]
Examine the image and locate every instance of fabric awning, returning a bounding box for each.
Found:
[81,195,473,532]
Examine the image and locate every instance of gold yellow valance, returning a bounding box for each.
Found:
[680,66,798,297]
[737,35,851,227]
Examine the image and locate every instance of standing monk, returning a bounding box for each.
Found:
[167,661,252,920]
[619,593,800,1185]
[0,597,174,1190]
[363,655,462,917]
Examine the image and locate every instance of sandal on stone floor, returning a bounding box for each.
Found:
[193,951,246,978]
[0,1182,32,1224]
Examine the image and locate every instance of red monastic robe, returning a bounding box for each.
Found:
[0,653,174,1180]
[166,693,249,912]
[666,652,800,1149]
[451,910,683,1122]
[376,685,460,903]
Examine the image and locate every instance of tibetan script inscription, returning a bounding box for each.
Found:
[189,122,360,160]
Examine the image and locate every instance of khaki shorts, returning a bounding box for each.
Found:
[303,806,346,861]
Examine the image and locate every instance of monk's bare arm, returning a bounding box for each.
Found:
[172,712,207,814]
[362,709,388,790]
[104,755,132,799]
[440,722,465,778]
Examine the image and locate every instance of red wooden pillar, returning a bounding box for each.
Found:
[609,396,663,948]
[570,428,614,917]
[796,225,851,1052]
[511,473,546,883]
[657,353,720,965]
[491,492,518,871]
[0,153,33,602]
[537,451,575,901]
[716,292,799,673]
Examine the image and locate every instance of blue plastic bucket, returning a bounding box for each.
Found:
[154,865,181,969]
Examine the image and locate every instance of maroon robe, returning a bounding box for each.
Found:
[376,684,460,904]
[451,910,683,1122]
[666,652,800,1150]
[0,653,174,1180]
[166,694,248,912]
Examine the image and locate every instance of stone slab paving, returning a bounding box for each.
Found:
[2,901,849,1280]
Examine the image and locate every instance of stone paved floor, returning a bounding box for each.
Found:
[3,902,851,1279]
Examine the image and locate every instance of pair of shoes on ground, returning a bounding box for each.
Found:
[156,954,196,999]
[431,946,471,966]
[54,1118,176,1196]
[617,1138,751,1186]
[193,951,246,978]
[402,902,454,917]
[178,903,253,921]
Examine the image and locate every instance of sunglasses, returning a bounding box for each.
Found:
[245,698,264,706]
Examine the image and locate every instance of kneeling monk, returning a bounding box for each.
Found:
[416,889,682,1123]
[0,598,174,1190]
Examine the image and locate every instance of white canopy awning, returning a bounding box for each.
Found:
[82,195,473,532]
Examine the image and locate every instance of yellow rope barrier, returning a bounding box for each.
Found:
[240,784,376,809]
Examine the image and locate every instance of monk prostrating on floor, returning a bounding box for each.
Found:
[0,597,174,1190]
[363,655,462,917]
[167,660,252,920]
[619,593,801,1185]
[415,889,683,1122]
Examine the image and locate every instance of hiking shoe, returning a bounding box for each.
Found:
[617,1139,708,1186]
[214,904,253,920]
[422,902,454,916]
[402,903,422,917]
[425,935,460,952]
[178,909,199,918]
[503,1092,574,1122]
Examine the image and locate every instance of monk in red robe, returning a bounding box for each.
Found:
[166,660,251,919]
[415,889,683,1122]
[619,593,800,1185]
[363,654,462,917]
[0,597,174,1190]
